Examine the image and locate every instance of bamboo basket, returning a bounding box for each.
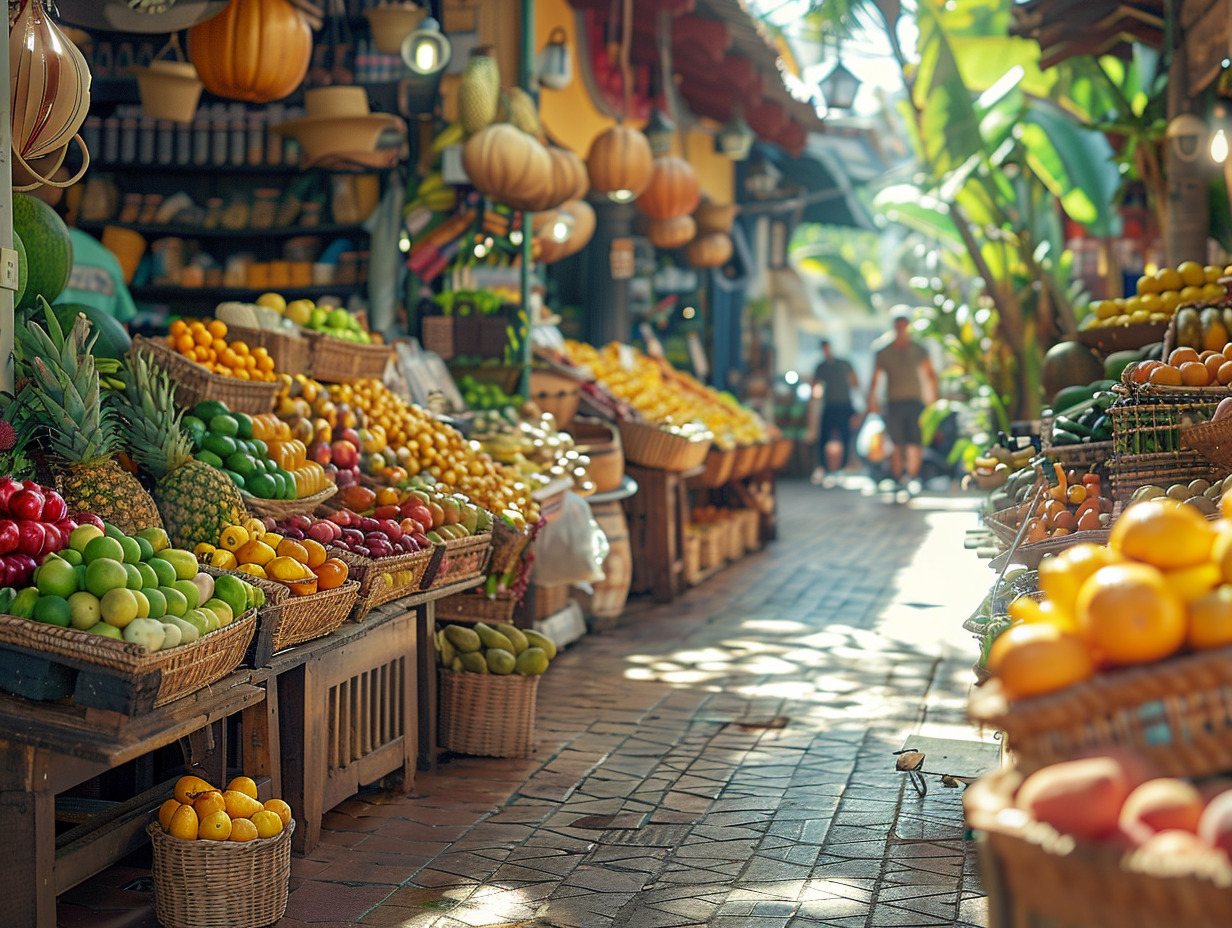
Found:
[731,444,760,479]
[133,336,279,415]
[969,643,1232,778]
[568,418,623,493]
[1106,451,1227,504]
[1109,394,1221,457]
[0,608,256,708]
[970,769,1232,928]
[435,590,516,623]
[490,519,532,577]
[738,508,760,551]
[305,332,393,383]
[617,420,711,471]
[692,447,735,487]
[430,532,493,588]
[684,528,703,585]
[223,324,311,377]
[1043,440,1113,472]
[438,668,538,757]
[147,819,295,928]
[768,438,794,471]
[695,523,725,570]
[529,368,581,428]
[241,484,337,520]
[329,546,437,621]
[1182,417,1232,470]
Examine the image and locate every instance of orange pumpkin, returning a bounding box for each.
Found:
[685,232,733,268]
[188,0,312,104]
[587,125,653,200]
[558,199,595,257]
[646,215,697,250]
[636,157,701,220]
[463,123,554,211]
[545,145,588,210]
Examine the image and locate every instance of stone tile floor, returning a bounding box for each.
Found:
[61,479,997,928]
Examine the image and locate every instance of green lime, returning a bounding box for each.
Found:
[85,558,129,597]
[68,591,101,629]
[197,449,225,469]
[84,535,125,564]
[226,452,259,477]
[36,556,78,598]
[135,536,154,561]
[124,563,143,590]
[131,589,149,618]
[233,412,253,439]
[118,535,141,564]
[149,557,177,588]
[137,562,159,589]
[103,523,125,541]
[33,595,71,627]
[144,587,167,619]
[159,586,187,618]
[59,547,82,566]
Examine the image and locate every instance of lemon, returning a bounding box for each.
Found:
[1179,260,1207,287]
[199,810,232,841]
[255,292,286,313]
[264,799,293,826]
[1156,267,1183,291]
[227,776,259,800]
[229,817,259,842]
[101,588,139,628]
[168,804,199,840]
[158,799,181,831]
[251,809,283,838]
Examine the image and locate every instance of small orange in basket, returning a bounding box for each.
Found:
[1169,347,1201,366]
[192,790,226,819]
[199,810,232,841]
[987,622,1095,700]
[168,804,198,840]
[1077,563,1186,666]
[1148,365,1184,387]
[158,799,181,831]
[1110,498,1214,569]
[1038,542,1121,617]
[1188,586,1232,650]
[207,319,227,338]
[301,538,327,569]
[229,817,259,842]
[275,538,309,564]
[1132,360,1162,383]
[226,776,259,800]
[264,799,293,827]
[313,557,349,590]
[1180,361,1210,387]
[1205,354,1227,381]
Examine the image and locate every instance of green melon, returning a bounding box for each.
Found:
[13,230,26,309]
[51,303,132,360]
[12,193,71,311]
[1041,342,1104,404]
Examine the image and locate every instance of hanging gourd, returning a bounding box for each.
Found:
[558,199,595,257]
[9,0,93,190]
[686,232,733,269]
[646,215,697,250]
[636,156,701,220]
[462,123,554,212]
[587,125,653,202]
[694,197,738,235]
[546,146,589,210]
[187,0,312,104]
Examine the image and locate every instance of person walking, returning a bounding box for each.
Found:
[810,339,860,487]
[866,307,938,495]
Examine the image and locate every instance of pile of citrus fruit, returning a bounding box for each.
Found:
[1081,260,1230,330]
[195,520,348,595]
[1128,345,1232,389]
[990,494,1232,700]
[166,319,279,382]
[159,774,291,842]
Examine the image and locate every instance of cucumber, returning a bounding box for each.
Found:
[1055,416,1094,438]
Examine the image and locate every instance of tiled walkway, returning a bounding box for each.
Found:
[63,480,996,928]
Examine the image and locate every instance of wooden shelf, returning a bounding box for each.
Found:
[89,160,394,176]
[130,283,365,302]
[77,220,366,239]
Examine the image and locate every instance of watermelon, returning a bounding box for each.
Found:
[12,192,72,311]
[12,230,26,310]
[1041,342,1103,403]
[51,303,132,360]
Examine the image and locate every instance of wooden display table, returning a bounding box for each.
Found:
[623,464,702,603]
[0,672,271,928]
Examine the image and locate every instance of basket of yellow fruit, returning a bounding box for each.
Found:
[135,325,281,415]
[148,774,294,928]
[223,324,313,380]
[617,420,712,472]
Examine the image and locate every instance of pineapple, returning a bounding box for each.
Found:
[15,306,163,533]
[119,350,247,549]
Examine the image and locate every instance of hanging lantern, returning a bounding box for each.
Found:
[537,26,573,90]
[643,108,676,157]
[187,0,312,103]
[635,156,701,221]
[401,16,452,76]
[686,232,733,269]
[819,60,861,110]
[646,215,696,250]
[717,110,755,161]
[587,125,654,202]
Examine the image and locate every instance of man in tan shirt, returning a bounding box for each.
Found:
[866,308,938,494]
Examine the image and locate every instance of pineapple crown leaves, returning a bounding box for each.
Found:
[118,348,194,477]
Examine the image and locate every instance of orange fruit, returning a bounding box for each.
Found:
[1077,563,1186,666]
[229,817,259,842]
[193,327,212,347]
[158,799,181,831]
[1008,594,1078,634]
[1148,365,1183,386]
[301,538,327,569]
[1132,360,1162,383]
[264,799,293,826]
[1162,562,1222,603]
[1218,361,1232,385]
[275,538,309,563]
[199,810,232,841]
[1205,354,1226,381]
[1180,361,1210,387]
[168,804,198,840]
[1189,586,1232,650]
[175,333,195,354]
[1038,543,1122,617]
[226,776,259,800]
[987,623,1095,700]
[170,319,188,337]
[174,774,214,804]
[207,319,227,338]
[231,341,249,356]
[1109,498,1214,569]
[1170,347,1201,366]
[192,790,226,819]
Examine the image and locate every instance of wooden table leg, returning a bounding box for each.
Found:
[416,602,440,771]
[241,684,279,800]
[0,741,57,927]
[277,665,318,855]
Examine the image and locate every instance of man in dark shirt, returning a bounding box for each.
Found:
[811,339,860,486]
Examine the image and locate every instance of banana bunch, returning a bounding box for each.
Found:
[406,170,456,214]
[96,356,128,392]
[431,122,463,154]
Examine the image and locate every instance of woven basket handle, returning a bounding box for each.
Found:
[12,132,90,192]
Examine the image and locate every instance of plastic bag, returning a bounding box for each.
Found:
[856,413,887,463]
[530,492,610,588]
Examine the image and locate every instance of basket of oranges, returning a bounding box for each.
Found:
[134,322,281,415]
[148,774,294,928]
[223,324,312,380]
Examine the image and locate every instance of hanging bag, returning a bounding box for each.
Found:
[9,0,92,190]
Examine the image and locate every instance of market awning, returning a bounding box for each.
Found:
[1010,0,1165,69]
[738,141,875,229]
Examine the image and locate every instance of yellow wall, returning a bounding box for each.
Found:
[535,0,735,205]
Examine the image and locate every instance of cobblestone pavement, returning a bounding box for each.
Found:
[60,480,996,928]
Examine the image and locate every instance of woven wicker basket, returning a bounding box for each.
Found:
[738,508,760,551]
[731,444,760,479]
[147,819,294,928]
[568,418,623,494]
[692,448,735,487]
[435,590,517,623]
[1106,451,1227,504]
[969,643,1232,778]
[970,769,1232,928]
[305,332,393,383]
[768,438,793,471]
[431,533,493,588]
[490,519,532,577]
[223,325,311,377]
[529,368,581,428]
[1042,440,1113,472]
[133,336,279,415]
[438,668,538,757]
[1110,394,1222,457]
[1182,417,1232,470]
[0,608,256,708]
[695,523,726,570]
[683,528,703,585]
[329,546,437,621]
[241,484,337,521]
[617,420,710,471]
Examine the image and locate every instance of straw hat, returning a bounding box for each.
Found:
[54,0,229,33]
[272,87,404,167]
[363,3,427,55]
[132,60,205,123]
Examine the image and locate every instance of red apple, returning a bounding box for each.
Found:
[72,512,105,530]
[41,492,67,523]
[40,524,61,553]
[0,520,18,555]
[17,520,45,557]
[54,518,77,538]
[0,476,22,511]
[9,490,44,522]
[307,522,335,545]
[374,505,401,521]
[330,441,358,469]
[405,505,433,528]
[327,510,354,527]
[308,441,332,466]
[20,480,41,492]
